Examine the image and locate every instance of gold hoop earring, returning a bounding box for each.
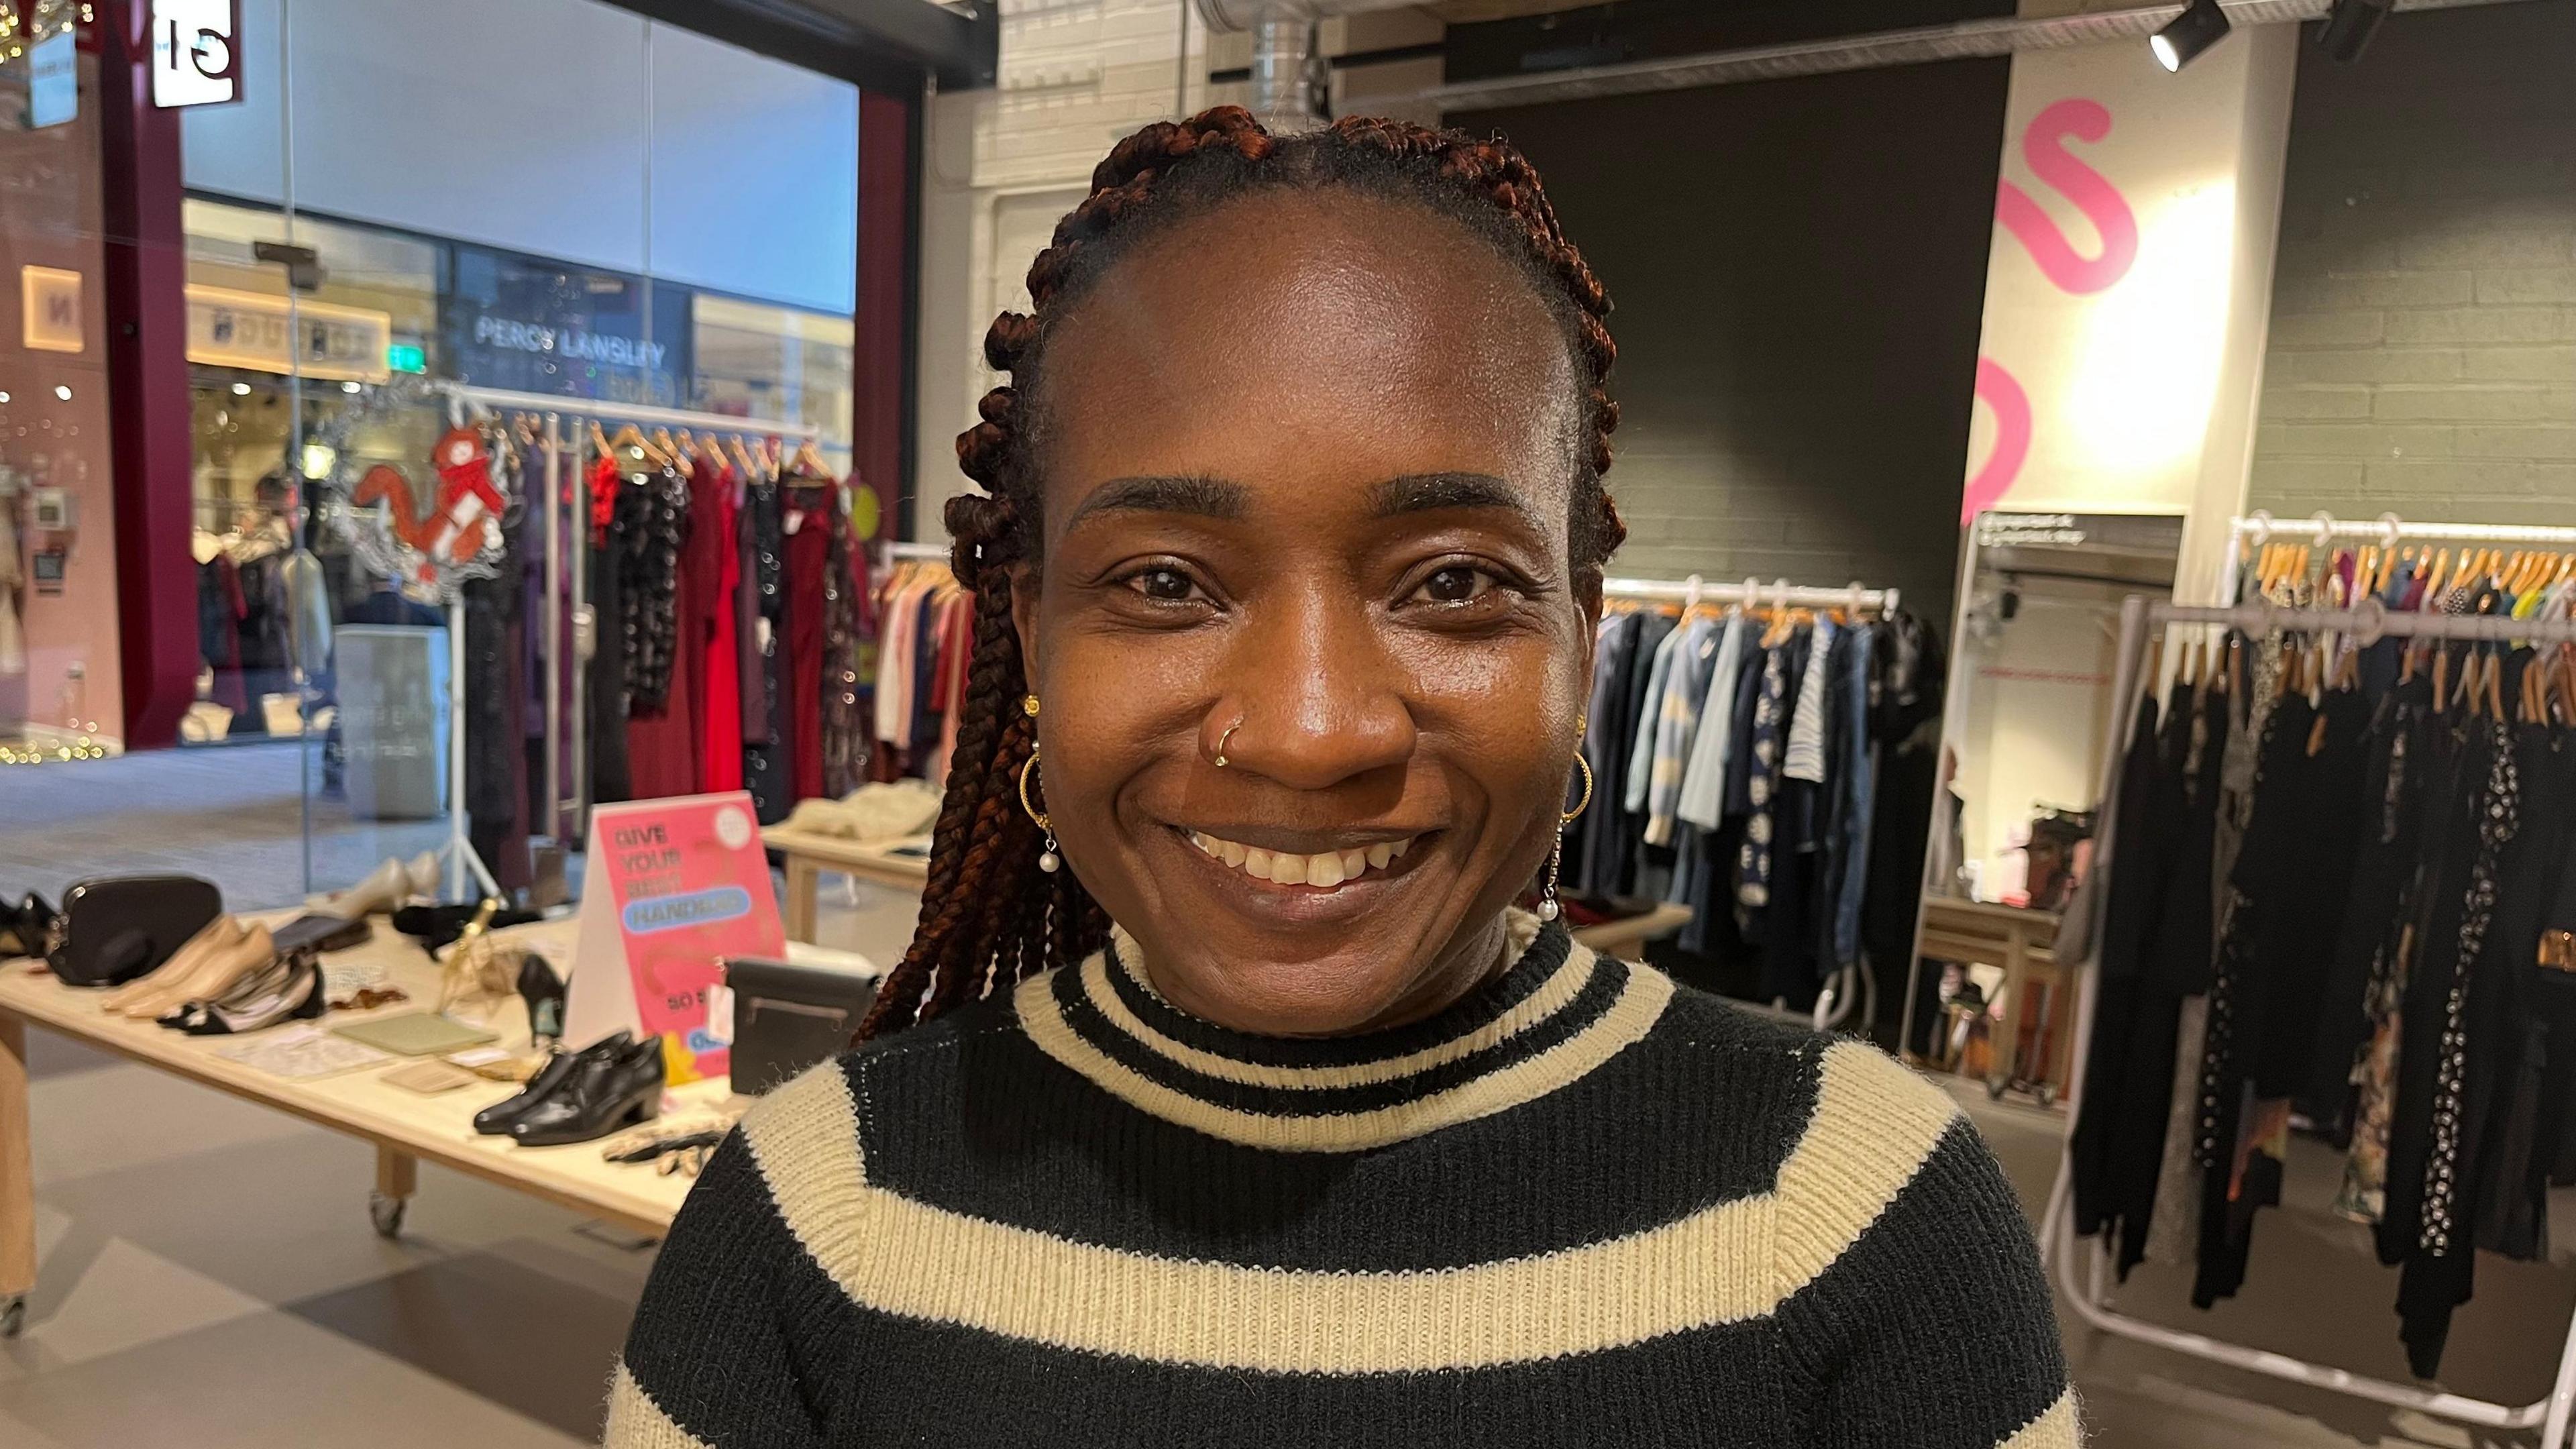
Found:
[1213,720,1240,769]
[1018,747,1061,873]
[1537,752,1592,924]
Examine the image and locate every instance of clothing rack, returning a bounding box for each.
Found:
[2040,591,2576,1448]
[2220,510,2576,605]
[1599,572,1908,1034]
[884,540,952,563]
[425,384,833,897]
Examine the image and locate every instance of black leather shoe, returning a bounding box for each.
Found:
[474,1030,630,1136]
[510,1036,665,1147]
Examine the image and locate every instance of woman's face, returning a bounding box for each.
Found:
[1014,190,1597,1037]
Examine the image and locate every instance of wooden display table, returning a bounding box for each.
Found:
[763,826,932,942]
[1916,896,2064,1102]
[0,915,722,1338]
[1573,900,1693,961]
[764,824,1690,962]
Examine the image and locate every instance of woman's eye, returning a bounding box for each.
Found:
[1415,566,1495,606]
[1127,568,1200,602]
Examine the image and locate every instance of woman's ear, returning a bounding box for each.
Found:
[1575,569,1604,693]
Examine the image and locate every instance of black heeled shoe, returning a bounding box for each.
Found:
[517,953,568,1049]
[0,892,58,959]
[474,1030,630,1136]
[510,1036,666,1148]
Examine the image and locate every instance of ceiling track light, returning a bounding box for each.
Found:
[2318,0,2394,63]
[2152,0,2232,72]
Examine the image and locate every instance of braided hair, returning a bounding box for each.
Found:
[859,107,1624,1038]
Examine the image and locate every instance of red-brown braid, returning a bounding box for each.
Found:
[863,107,1619,1038]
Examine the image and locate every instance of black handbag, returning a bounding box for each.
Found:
[724,957,879,1095]
[49,875,224,987]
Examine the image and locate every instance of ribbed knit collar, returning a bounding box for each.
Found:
[1013,910,1676,1152]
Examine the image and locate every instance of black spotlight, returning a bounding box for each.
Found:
[2151,0,2231,72]
[2318,0,2393,62]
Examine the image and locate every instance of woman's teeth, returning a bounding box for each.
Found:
[1187,831,1413,888]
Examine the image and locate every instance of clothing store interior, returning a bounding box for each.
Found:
[5,0,2576,1444]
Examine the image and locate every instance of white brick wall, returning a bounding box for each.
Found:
[914,0,1205,528]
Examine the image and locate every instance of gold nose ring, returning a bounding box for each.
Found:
[1213,722,1240,769]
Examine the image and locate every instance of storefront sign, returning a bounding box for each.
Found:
[468,315,669,372]
[150,0,243,110]
[444,251,692,409]
[185,284,391,383]
[20,267,82,354]
[563,793,784,1085]
[29,29,77,129]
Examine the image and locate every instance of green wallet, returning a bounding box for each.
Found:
[331,1012,500,1057]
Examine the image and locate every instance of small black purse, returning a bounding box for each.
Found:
[724,957,880,1095]
[49,875,224,987]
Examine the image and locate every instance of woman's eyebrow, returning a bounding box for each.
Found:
[1371,472,1536,527]
[1066,474,1248,528]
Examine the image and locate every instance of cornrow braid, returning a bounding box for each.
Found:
[863,107,1620,1039]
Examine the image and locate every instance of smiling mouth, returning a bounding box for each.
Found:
[1184,830,1420,890]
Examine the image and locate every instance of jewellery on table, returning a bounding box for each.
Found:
[1213,720,1240,769]
[1019,745,1061,873]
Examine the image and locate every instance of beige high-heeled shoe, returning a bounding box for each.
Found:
[313,851,439,920]
[118,924,276,1020]
[99,916,244,1012]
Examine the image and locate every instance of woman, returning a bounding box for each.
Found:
[608,108,2074,1448]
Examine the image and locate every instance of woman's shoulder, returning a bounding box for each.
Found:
[1644,975,1978,1202]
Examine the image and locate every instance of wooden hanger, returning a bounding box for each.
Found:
[589,420,614,458]
[606,423,672,470]
[791,438,832,479]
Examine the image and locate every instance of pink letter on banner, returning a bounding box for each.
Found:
[1995,98,2138,296]
[1964,358,2032,523]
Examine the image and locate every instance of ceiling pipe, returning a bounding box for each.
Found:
[1195,0,1425,129]
[1378,0,2542,114]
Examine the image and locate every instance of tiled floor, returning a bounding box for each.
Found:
[0,741,447,910]
[6,749,2576,1444]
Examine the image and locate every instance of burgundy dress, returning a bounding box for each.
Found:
[785,497,831,803]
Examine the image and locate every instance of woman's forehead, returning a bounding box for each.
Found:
[1036,191,1580,517]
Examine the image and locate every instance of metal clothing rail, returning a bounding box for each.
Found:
[1603,574,1902,617]
[885,540,952,562]
[2042,592,2576,1448]
[441,385,823,441]
[2235,508,2576,549]
[1603,572,1908,1034]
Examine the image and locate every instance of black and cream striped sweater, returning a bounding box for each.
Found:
[608,918,2078,1447]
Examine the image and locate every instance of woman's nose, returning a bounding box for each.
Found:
[1208,598,1415,790]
